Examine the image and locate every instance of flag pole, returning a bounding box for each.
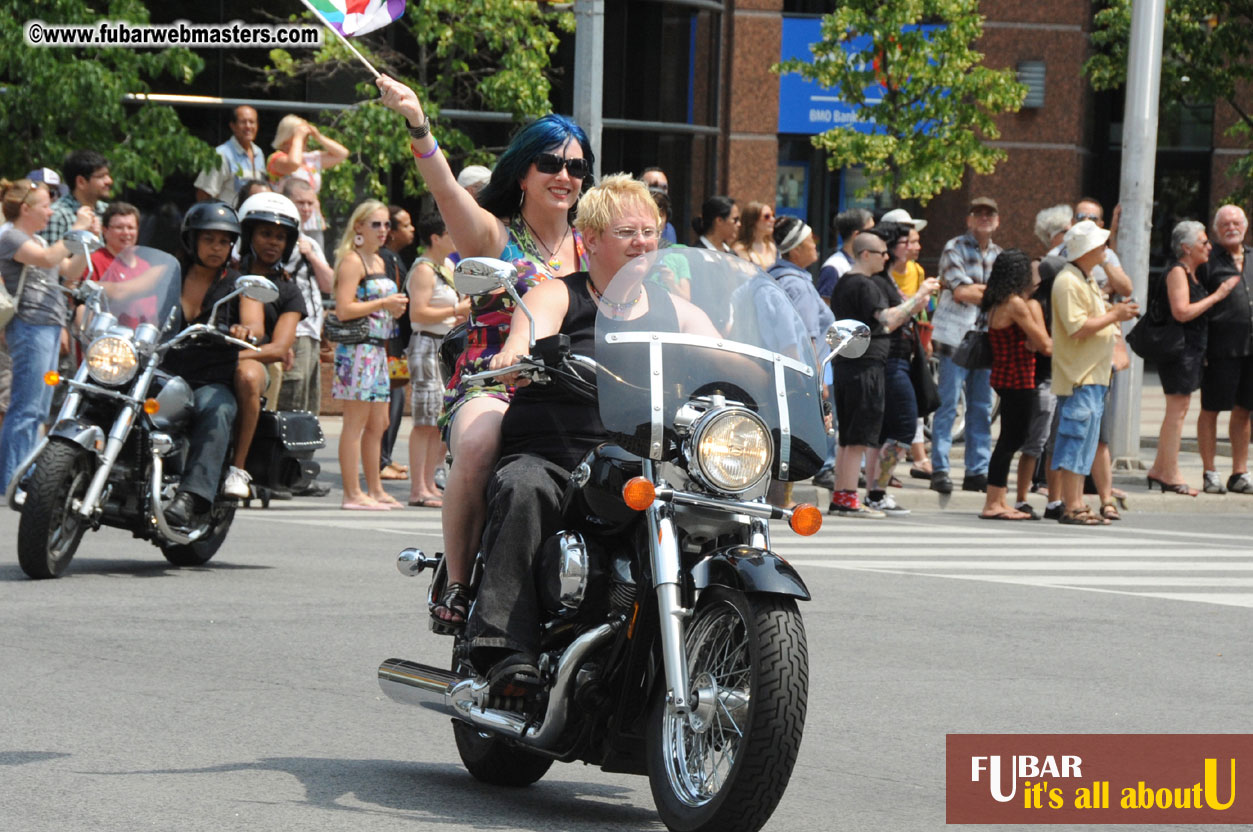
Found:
[299,0,382,79]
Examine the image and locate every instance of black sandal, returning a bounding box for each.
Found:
[429,582,471,635]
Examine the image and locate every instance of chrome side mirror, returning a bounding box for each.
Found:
[235,275,280,304]
[822,319,871,364]
[62,230,104,257]
[453,257,516,296]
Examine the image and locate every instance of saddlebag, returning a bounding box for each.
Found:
[246,410,325,490]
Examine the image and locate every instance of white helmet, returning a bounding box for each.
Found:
[237,192,301,264]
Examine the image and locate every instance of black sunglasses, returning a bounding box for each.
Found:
[370,220,391,229]
[534,153,591,179]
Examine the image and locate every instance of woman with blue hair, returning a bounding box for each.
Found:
[377,74,594,632]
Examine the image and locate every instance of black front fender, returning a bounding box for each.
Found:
[48,418,105,456]
[691,545,810,601]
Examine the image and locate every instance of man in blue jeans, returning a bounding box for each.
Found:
[929,197,1002,493]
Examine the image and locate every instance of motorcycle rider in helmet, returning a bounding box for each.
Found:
[161,202,256,526]
[223,192,307,499]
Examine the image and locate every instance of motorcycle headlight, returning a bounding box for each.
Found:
[690,408,772,494]
[85,336,138,386]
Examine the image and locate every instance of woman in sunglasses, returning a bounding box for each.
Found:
[376,74,594,631]
[332,199,410,510]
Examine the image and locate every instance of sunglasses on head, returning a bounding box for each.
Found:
[534,153,591,179]
[370,220,392,230]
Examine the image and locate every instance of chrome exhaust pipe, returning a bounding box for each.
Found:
[377,621,619,750]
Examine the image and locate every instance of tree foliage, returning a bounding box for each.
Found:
[0,0,217,188]
[1087,0,1253,203]
[774,0,1025,205]
[267,0,574,216]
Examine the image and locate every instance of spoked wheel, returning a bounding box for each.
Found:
[161,500,236,566]
[17,439,94,579]
[646,587,808,832]
[450,645,553,787]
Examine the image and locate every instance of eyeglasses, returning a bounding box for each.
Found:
[866,249,890,258]
[534,153,591,179]
[370,221,392,230]
[609,226,658,240]
[1074,212,1100,222]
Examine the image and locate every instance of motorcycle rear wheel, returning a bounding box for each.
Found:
[17,439,93,579]
[450,650,553,787]
[645,586,808,832]
[160,501,236,566]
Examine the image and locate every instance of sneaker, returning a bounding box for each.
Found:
[930,470,953,494]
[1228,472,1253,494]
[1014,501,1041,520]
[828,500,886,518]
[434,466,447,491]
[293,480,331,498]
[1203,471,1226,494]
[811,468,836,490]
[866,493,910,515]
[224,466,252,499]
[1043,502,1064,521]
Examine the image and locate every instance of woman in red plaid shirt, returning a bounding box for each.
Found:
[980,250,1052,520]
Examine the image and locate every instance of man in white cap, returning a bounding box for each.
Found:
[1049,220,1139,524]
[456,165,492,199]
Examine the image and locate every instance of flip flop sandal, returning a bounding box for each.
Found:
[979,511,1031,521]
[1100,501,1122,521]
[429,582,472,635]
[1059,507,1107,526]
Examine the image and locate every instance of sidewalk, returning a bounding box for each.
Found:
[319,371,1253,515]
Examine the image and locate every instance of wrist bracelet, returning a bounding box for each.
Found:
[413,137,440,159]
[407,116,431,140]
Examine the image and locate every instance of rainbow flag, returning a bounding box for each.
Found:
[306,0,405,37]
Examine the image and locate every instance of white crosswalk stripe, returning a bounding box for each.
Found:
[238,502,1253,608]
[772,515,1253,609]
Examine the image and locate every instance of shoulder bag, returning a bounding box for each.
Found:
[1125,272,1184,363]
[323,312,371,345]
[0,266,32,330]
[951,311,993,370]
[908,326,940,416]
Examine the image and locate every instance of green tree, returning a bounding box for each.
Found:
[267,0,574,215]
[774,0,1026,205]
[0,0,216,188]
[1087,0,1253,203]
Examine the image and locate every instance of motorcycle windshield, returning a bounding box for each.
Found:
[594,248,827,481]
[91,246,181,331]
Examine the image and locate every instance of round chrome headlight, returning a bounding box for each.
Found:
[690,408,772,493]
[85,336,138,386]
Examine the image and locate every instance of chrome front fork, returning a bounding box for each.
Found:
[645,464,692,715]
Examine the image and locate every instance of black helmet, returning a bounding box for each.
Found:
[238,192,301,265]
[181,201,241,257]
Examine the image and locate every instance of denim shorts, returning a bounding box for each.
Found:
[1050,384,1107,475]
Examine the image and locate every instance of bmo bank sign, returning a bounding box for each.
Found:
[777,18,939,135]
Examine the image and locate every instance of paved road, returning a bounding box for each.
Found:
[2,501,1251,831]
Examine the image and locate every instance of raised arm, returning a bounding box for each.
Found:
[1167,265,1237,323]
[376,75,506,258]
[309,124,349,169]
[1010,295,1052,356]
[877,277,940,332]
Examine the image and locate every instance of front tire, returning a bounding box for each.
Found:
[161,500,236,566]
[646,587,808,832]
[17,439,94,579]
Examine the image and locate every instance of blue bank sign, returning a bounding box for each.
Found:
[778,18,940,136]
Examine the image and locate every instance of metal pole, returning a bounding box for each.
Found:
[573,0,605,181]
[1109,0,1166,467]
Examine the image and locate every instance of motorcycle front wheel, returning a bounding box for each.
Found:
[17,439,94,579]
[646,586,808,832]
[161,500,236,566]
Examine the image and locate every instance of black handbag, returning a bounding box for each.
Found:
[951,313,993,370]
[1125,272,1184,362]
[908,328,940,416]
[323,313,370,345]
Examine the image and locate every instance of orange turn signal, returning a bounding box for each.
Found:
[43,371,60,386]
[621,476,656,511]
[789,503,822,536]
[143,398,161,415]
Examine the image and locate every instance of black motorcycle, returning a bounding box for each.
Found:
[377,250,869,832]
[6,243,324,579]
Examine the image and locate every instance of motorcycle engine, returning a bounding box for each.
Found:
[537,531,609,618]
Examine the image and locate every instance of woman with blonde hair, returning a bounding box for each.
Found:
[266,114,349,239]
[332,200,409,510]
[731,201,777,269]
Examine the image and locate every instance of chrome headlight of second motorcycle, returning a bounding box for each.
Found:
[85,335,138,386]
[686,407,772,494]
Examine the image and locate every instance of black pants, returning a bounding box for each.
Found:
[988,388,1034,489]
[463,453,570,663]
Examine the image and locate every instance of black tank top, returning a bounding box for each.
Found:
[500,272,679,470]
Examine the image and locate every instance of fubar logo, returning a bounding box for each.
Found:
[947,735,1252,824]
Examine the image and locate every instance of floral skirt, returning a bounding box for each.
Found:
[332,342,390,403]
